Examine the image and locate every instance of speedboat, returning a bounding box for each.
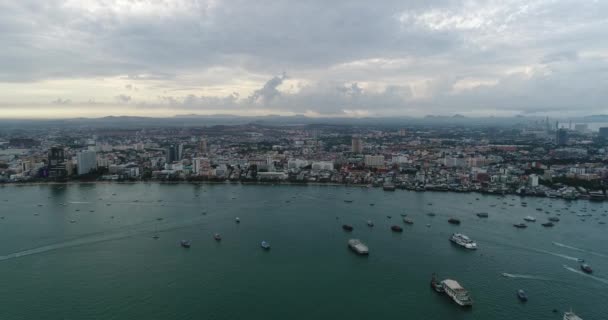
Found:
[214,233,222,241]
[180,240,191,248]
[581,264,592,274]
[261,241,271,250]
[517,289,528,302]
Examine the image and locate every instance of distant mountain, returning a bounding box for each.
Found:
[583,115,608,121]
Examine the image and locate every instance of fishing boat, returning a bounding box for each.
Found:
[180,240,191,248]
[517,289,528,302]
[342,224,354,231]
[549,217,560,222]
[513,223,527,228]
[348,239,369,255]
[391,225,403,232]
[261,241,271,250]
[476,212,489,218]
[541,222,554,227]
[448,218,461,225]
[427,212,436,217]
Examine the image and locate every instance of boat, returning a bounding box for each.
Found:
[261,241,271,250]
[235,217,240,223]
[430,273,444,293]
[476,212,489,218]
[391,225,403,232]
[448,218,461,225]
[344,200,353,203]
[214,233,222,241]
[348,239,369,255]
[366,220,374,227]
[541,222,554,227]
[450,233,477,250]
[383,184,396,191]
[517,289,528,302]
[152,234,159,240]
[427,212,436,217]
[536,208,543,211]
[342,224,354,231]
[564,310,583,320]
[523,216,536,222]
[549,217,560,222]
[441,279,473,307]
[580,264,592,274]
[513,223,527,228]
[180,240,191,248]
[403,217,414,225]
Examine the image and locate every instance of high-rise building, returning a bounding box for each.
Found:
[556,129,568,146]
[351,136,363,153]
[165,145,178,163]
[599,127,608,138]
[77,150,97,175]
[200,138,208,154]
[177,143,184,161]
[48,146,67,178]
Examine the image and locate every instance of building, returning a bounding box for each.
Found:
[47,146,67,178]
[193,157,211,176]
[311,161,334,171]
[177,144,184,161]
[352,136,363,153]
[77,150,97,175]
[165,145,178,163]
[599,127,608,138]
[364,155,385,168]
[574,124,588,132]
[200,138,208,154]
[555,129,568,146]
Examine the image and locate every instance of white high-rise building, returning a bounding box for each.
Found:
[77,150,97,175]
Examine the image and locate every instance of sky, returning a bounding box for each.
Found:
[1,0,607,118]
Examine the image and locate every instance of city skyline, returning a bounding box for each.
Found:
[2,1,608,118]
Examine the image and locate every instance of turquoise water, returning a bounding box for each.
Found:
[0,183,606,319]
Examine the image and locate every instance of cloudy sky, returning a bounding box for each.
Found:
[1,0,607,118]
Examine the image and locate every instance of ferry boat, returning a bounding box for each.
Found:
[564,310,583,320]
[391,225,403,232]
[580,264,592,274]
[450,233,477,250]
[517,289,528,302]
[513,223,527,229]
[448,218,461,225]
[348,239,369,255]
[524,216,536,222]
[441,279,473,307]
[342,224,354,231]
[476,212,489,218]
[180,240,191,248]
[430,273,444,293]
[403,217,414,225]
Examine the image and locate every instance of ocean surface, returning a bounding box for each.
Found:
[0,183,606,320]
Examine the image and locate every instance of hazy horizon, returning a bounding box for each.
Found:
[2,1,607,118]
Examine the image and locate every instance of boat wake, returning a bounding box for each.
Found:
[68,201,91,204]
[0,217,206,262]
[553,242,608,258]
[501,273,550,281]
[563,265,608,285]
[532,248,582,262]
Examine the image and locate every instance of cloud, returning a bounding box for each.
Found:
[1,0,608,117]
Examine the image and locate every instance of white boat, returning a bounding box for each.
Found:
[366,220,374,227]
[441,279,473,307]
[524,216,536,222]
[235,217,240,223]
[564,310,583,320]
[348,239,369,255]
[450,233,477,250]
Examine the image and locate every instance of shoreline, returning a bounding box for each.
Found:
[0,180,597,201]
